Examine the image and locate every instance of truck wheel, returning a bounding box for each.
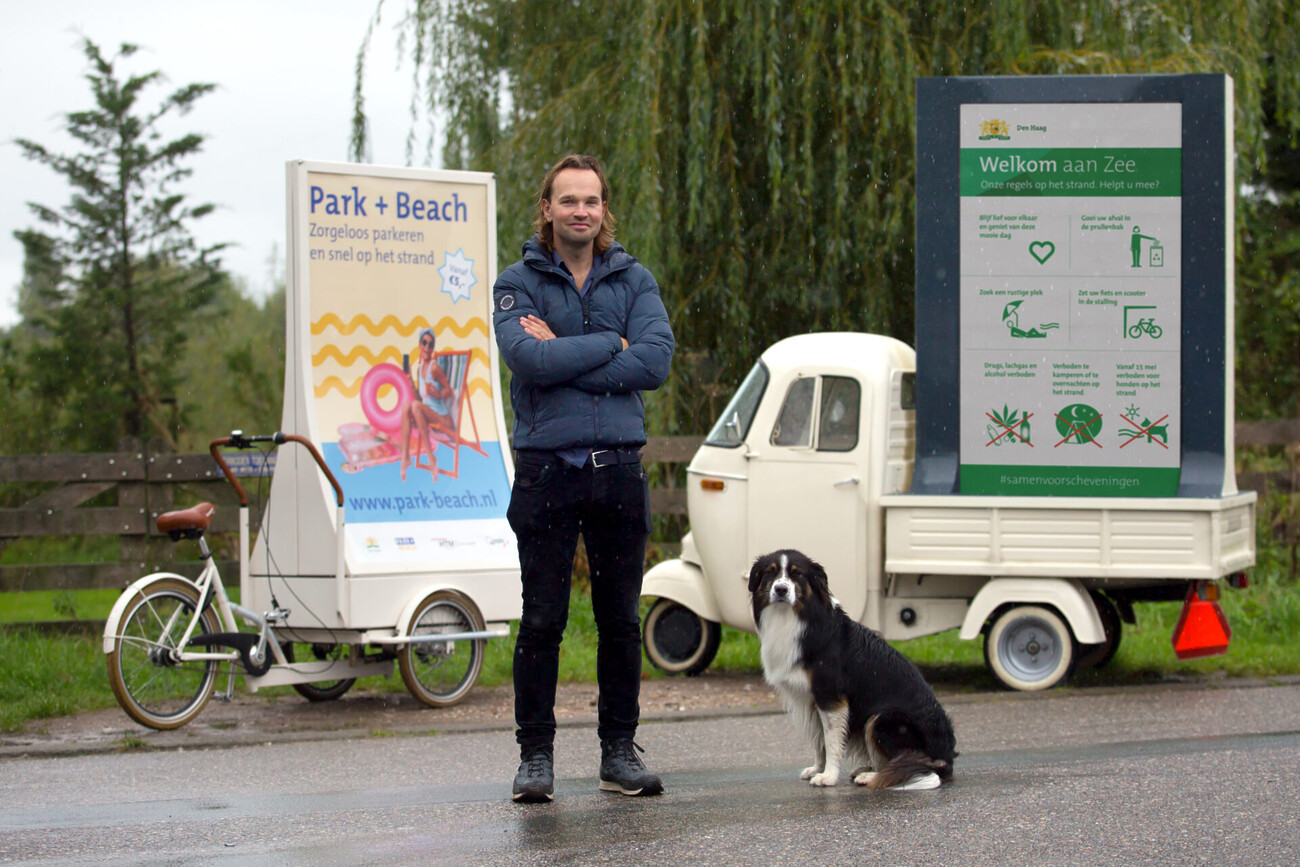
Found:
[1076,592,1122,670]
[643,598,721,676]
[984,605,1075,691]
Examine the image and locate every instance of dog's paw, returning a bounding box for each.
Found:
[808,771,839,787]
[800,766,822,781]
[894,772,942,791]
[853,771,877,787]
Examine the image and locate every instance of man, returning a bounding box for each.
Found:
[1130,225,1156,267]
[493,154,675,803]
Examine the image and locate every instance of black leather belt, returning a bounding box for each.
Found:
[589,446,642,468]
[515,446,642,469]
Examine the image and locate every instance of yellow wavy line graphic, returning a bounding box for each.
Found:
[465,379,494,400]
[312,345,403,367]
[311,313,423,337]
[311,344,494,369]
[315,376,364,399]
[314,375,495,400]
[311,313,488,339]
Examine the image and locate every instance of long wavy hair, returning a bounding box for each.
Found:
[531,154,617,254]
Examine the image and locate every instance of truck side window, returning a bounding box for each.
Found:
[818,376,860,451]
[771,377,815,447]
[704,361,769,448]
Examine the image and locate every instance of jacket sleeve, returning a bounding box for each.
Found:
[494,269,623,387]
[569,270,675,394]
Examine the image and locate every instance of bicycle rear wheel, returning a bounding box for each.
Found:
[398,589,485,707]
[106,578,222,730]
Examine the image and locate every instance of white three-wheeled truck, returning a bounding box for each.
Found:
[640,333,1256,690]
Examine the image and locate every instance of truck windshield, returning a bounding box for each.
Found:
[704,361,768,447]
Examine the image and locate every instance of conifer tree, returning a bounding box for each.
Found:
[14,39,223,449]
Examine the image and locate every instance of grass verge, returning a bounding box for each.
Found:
[2,567,1297,734]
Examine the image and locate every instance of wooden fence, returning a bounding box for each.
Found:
[1,422,1297,595]
[0,436,702,594]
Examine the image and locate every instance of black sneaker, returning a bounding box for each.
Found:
[598,739,664,796]
[512,744,555,803]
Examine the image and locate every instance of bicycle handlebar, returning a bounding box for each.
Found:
[209,432,345,508]
[228,430,285,448]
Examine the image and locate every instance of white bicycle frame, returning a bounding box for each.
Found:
[170,536,284,671]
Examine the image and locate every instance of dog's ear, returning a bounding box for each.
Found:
[747,558,765,593]
[807,557,834,603]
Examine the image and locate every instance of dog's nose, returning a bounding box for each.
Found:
[773,584,789,599]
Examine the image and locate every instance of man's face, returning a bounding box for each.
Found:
[542,168,604,250]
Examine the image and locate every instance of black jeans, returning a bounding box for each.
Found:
[508,451,651,747]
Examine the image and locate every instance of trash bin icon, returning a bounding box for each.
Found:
[1150,243,1164,267]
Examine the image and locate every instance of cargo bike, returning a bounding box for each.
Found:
[103,161,520,729]
[102,431,509,730]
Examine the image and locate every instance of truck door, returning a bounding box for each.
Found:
[747,374,868,619]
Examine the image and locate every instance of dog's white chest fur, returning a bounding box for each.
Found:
[757,604,811,699]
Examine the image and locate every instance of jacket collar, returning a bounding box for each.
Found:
[523,236,634,283]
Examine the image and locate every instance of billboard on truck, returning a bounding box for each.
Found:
[914,75,1236,499]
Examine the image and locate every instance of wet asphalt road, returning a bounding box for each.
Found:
[2,681,1299,865]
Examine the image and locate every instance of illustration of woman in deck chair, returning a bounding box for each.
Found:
[400,327,455,482]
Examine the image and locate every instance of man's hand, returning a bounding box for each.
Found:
[520,315,556,341]
[521,314,628,351]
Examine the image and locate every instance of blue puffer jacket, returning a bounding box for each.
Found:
[493,237,675,450]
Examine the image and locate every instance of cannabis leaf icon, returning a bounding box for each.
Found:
[991,403,1020,429]
[988,404,1032,445]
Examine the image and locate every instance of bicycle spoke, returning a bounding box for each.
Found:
[142,595,186,645]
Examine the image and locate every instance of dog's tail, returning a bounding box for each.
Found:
[864,711,954,790]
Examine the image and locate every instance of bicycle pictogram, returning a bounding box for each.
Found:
[1127,318,1163,339]
[1123,305,1163,340]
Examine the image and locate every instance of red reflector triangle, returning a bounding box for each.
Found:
[1171,586,1232,660]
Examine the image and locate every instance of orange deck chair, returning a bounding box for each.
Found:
[412,349,488,480]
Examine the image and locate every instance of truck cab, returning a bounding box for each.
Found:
[641,333,920,674]
[684,333,914,630]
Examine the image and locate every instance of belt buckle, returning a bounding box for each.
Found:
[590,448,614,469]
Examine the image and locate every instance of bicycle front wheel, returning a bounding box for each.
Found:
[106,578,222,730]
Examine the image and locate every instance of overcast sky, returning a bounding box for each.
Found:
[1,1,430,327]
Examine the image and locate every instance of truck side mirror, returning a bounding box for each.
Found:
[724,411,741,439]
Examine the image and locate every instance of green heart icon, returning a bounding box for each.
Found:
[1029,241,1055,264]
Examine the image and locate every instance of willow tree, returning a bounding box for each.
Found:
[354,0,1300,432]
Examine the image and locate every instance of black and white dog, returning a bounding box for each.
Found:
[749,549,956,790]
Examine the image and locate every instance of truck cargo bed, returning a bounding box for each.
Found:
[882,492,1256,580]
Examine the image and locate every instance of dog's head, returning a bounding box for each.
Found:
[748,549,834,620]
